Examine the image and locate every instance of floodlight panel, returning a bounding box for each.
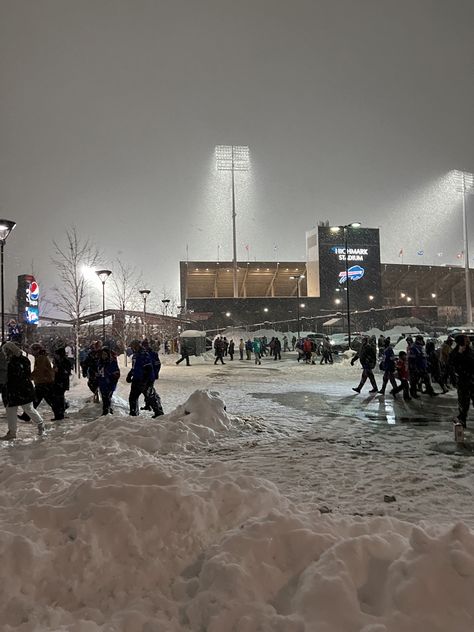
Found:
[452,170,474,192]
[215,145,250,171]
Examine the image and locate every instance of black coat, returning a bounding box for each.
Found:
[5,355,35,407]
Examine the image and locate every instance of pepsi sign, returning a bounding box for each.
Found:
[17,275,39,325]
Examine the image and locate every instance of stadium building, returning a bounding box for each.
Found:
[180,226,470,331]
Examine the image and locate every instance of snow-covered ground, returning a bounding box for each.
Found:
[1,351,474,631]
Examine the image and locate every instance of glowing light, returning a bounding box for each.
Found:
[215,145,250,171]
[400,292,406,298]
[225,311,231,317]
[264,307,269,312]
[335,298,341,305]
[369,295,374,301]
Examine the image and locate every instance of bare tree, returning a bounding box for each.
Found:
[109,259,143,363]
[51,228,102,373]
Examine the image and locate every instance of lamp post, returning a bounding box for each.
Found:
[290,274,305,339]
[0,220,16,344]
[139,289,151,338]
[330,222,361,347]
[95,269,112,343]
[161,298,170,316]
[453,170,474,324]
[216,145,250,298]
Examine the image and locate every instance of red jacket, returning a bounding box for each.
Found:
[396,358,409,380]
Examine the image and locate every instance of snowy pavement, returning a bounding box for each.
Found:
[1,352,474,631]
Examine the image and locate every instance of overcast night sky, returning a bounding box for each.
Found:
[1,0,473,311]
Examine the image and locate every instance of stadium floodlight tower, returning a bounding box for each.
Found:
[215,145,250,298]
[453,170,474,324]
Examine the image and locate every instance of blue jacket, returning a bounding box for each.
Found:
[148,349,161,378]
[382,346,396,372]
[409,342,427,371]
[98,358,120,391]
[130,349,155,382]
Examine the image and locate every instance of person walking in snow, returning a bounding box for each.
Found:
[283,335,290,352]
[176,338,191,366]
[291,335,297,351]
[273,337,282,360]
[351,336,378,394]
[97,347,120,415]
[81,341,102,402]
[391,350,411,400]
[245,338,253,360]
[378,338,398,396]
[53,346,72,416]
[0,342,44,440]
[239,338,245,360]
[213,336,225,365]
[228,339,235,361]
[253,338,262,365]
[450,334,474,428]
[127,340,164,417]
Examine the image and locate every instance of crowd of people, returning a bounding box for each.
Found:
[351,333,474,429]
[0,336,165,440]
[3,325,474,440]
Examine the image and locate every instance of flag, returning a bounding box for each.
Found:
[417,250,424,256]
[398,248,403,257]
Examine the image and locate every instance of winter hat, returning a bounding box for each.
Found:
[2,342,23,357]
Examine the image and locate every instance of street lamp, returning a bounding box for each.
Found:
[290,274,305,339]
[95,269,112,343]
[216,145,250,298]
[161,298,170,316]
[453,170,474,323]
[0,220,16,343]
[330,222,361,347]
[139,289,151,337]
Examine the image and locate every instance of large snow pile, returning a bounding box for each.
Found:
[1,391,474,631]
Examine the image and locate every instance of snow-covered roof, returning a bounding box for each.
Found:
[180,329,206,338]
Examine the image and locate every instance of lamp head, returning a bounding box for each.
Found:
[139,289,151,297]
[0,219,16,243]
[95,269,112,283]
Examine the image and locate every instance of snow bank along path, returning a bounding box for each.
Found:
[1,390,474,631]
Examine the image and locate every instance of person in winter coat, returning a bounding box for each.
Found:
[440,336,454,388]
[450,334,474,428]
[213,336,225,365]
[81,341,102,402]
[303,338,312,364]
[0,342,44,440]
[228,339,235,361]
[379,339,398,396]
[351,337,378,393]
[176,338,191,366]
[273,337,282,360]
[97,347,120,415]
[409,335,435,397]
[53,347,72,417]
[392,350,411,400]
[239,339,245,360]
[31,343,64,420]
[127,340,163,417]
[253,338,262,365]
[320,338,333,365]
[291,335,297,351]
[245,338,252,360]
[426,340,448,394]
[283,335,290,352]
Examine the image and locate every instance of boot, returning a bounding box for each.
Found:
[37,423,44,436]
[352,387,361,393]
[0,430,17,440]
